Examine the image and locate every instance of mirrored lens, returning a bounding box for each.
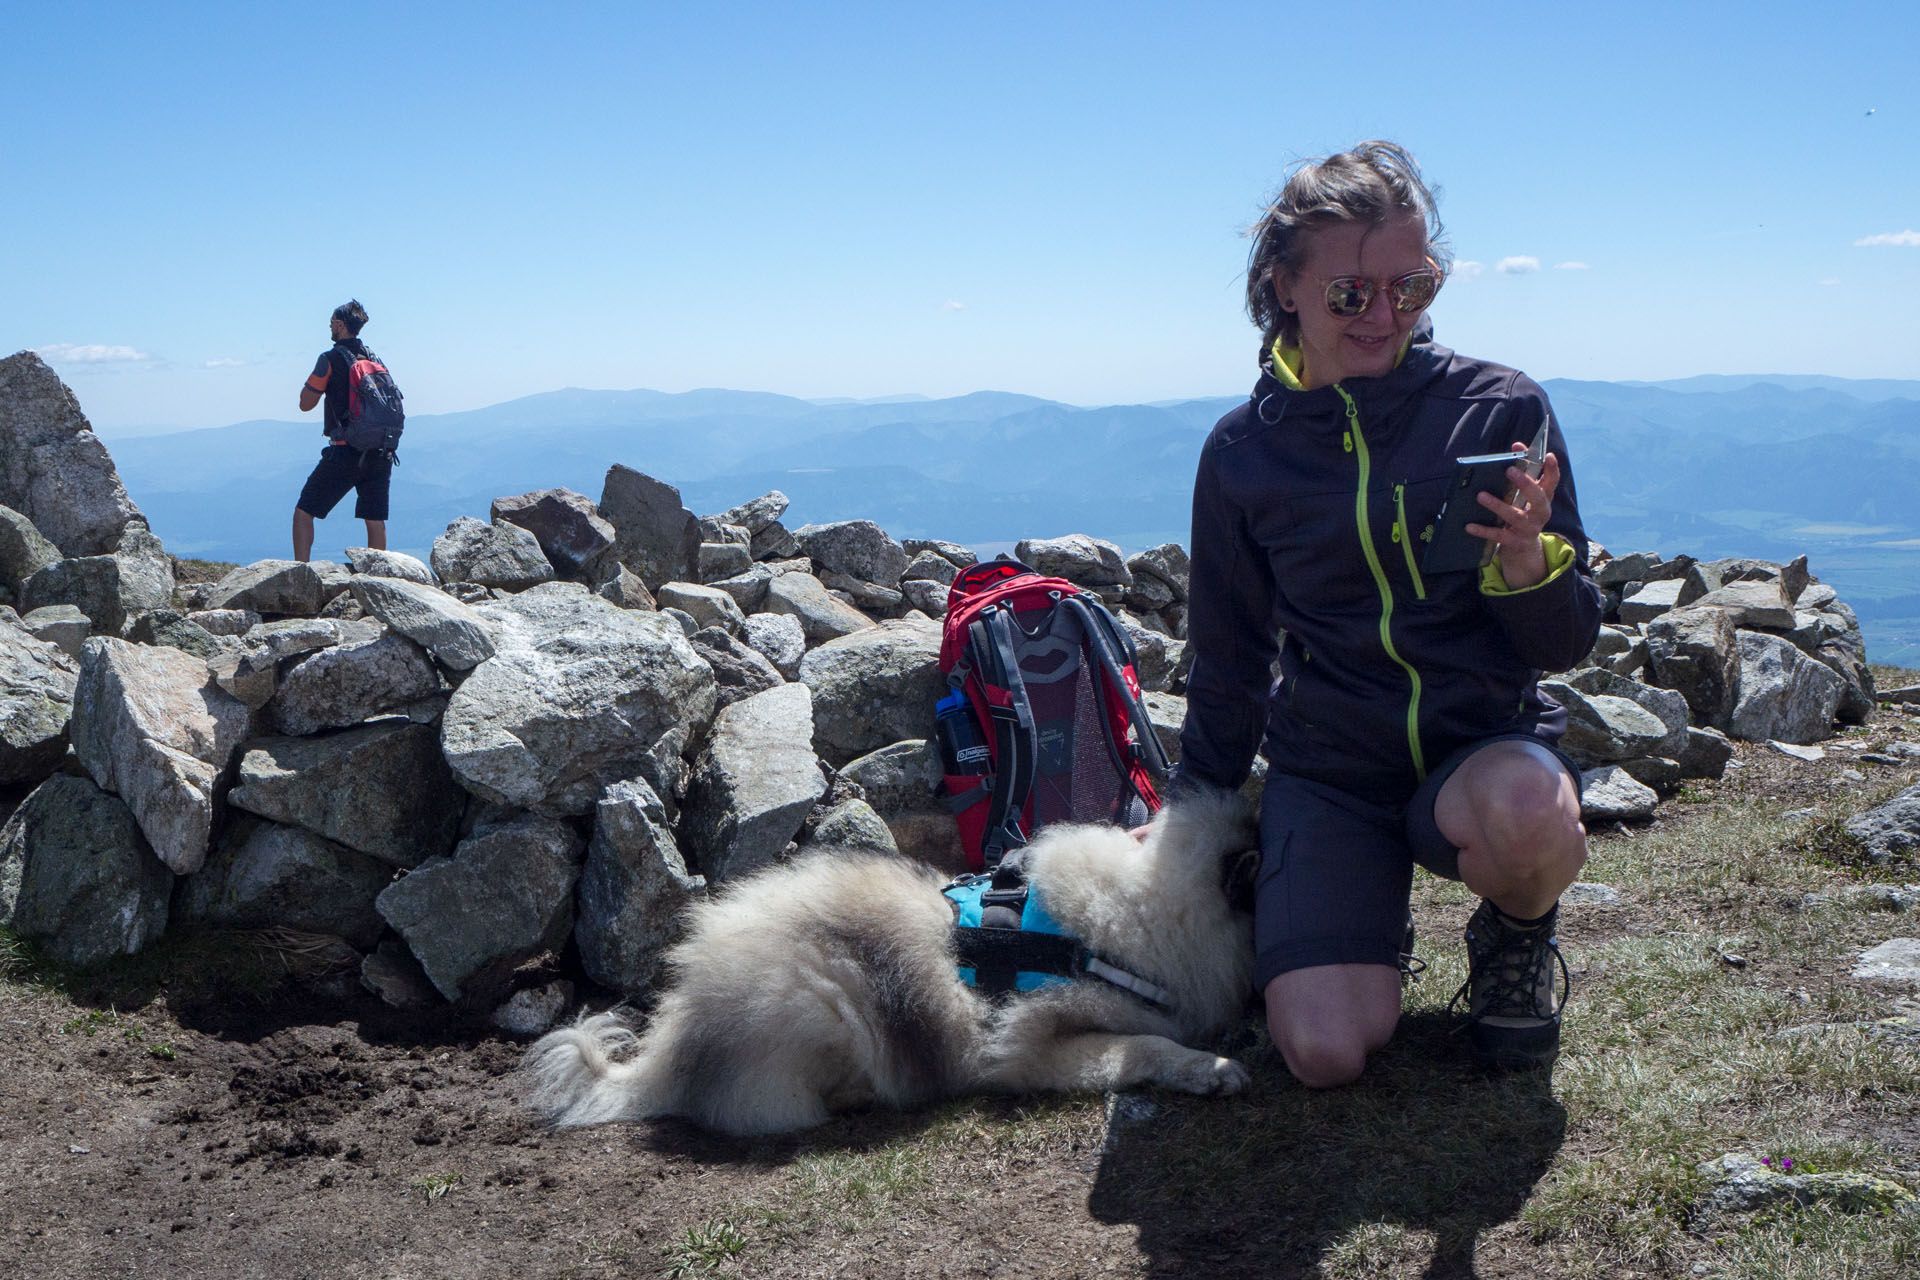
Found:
[1324,278,1374,317]
[1391,270,1440,312]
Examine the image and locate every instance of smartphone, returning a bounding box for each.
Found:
[1420,451,1528,574]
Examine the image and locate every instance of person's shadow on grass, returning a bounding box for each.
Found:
[1087,1010,1568,1279]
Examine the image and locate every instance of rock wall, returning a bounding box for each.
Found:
[0,359,1911,1026]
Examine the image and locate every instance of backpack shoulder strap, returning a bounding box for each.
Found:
[1059,593,1172,782]
[968,607,1038,865]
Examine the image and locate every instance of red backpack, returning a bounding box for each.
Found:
[935,558,1170,871]
[339,347,406,454]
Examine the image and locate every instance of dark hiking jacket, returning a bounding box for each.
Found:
[1176,329,1605,801]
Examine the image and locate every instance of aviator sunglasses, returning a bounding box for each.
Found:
[1319,267,1443,318]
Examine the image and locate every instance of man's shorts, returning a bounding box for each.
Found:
[1251,732,1583,990]
[296,444,392,521]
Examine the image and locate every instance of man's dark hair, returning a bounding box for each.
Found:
[332,299,369,336]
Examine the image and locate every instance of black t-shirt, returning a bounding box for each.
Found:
[310,339,370,440]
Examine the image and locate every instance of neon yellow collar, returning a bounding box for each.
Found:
[1270,333,1416,390]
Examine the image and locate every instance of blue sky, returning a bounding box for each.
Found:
[3,1,1915,432]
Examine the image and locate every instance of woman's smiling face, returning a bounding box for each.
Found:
[1277,214,1434,389]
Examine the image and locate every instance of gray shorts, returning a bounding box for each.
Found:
[1251,732,1582,990]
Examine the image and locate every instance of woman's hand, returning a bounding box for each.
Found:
[1465,445,1561,589]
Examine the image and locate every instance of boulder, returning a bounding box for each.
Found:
[1541,682,1673,765]
[2,773,171,968]
[345,546,437,584]
[1593,551,1664,588]
[794,520,908,590]
[1141,690,1187,764]
[491,487,617,580]
[348,576,496,670]
[206,559,330,616]
[1113,613,1176,693]
[375,813,583,1002]
[655,581,747,634]
[1015,535,1131,589]
[1676,725,1735,780]
[713,490,790,535]
[1579,765,1659,822]
[441,583,717,816]
[126,609,231,661]
[903,551,959,587]
[0,621,79,785]
[1560,667,1691,757]
[227,719,465,868]
[19,525,174,636]
[697,541,753,583]
[186,608,260,636]
[1645,605,1741,726]
[430,515,555,591]
[600,464,701,589]
[680,682,827,882]
[902,539,977,570]
[900,578,950,617]
[0,503,61,595]
[741,611,806,680]
[0,351,146,556]
[1616,578,1688,625]
[818,568,905,613]
[592,562,657,611]
[688,625,785,709]
[175,815,391,948]
[764,570,874,643]
[71,637,251,874]
[574,776,705,994]
[1843,783,1920,866]
[1689,579,1797,631]
[840,738,964,872]
[799,618,945,767]
[802,798,900,856]
[1726,631,1845,745]
[269,630,443,736]
[1126,543,1190,601]
[750,519,802,561]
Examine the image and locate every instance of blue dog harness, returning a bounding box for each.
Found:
[943,870,1174,1009]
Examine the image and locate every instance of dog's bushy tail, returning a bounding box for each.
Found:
[524,1012,663,1128]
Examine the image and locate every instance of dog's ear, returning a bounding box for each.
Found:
[1220,846,1260,915]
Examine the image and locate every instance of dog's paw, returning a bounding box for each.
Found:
[1203,1056,1251,1095]
[1166,1053,1250,1095]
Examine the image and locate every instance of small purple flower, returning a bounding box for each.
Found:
[1762,1156,1773,1168]
[1783,1158,1794,1172]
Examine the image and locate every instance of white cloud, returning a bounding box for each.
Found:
[1820,277,1842,286]
[1451,260,1485,282]
[35,342,151,363]
[201,357,247,368]
[1554,261,1590,270]
[1496,256,1541,275]
[941,300,967,311]
[1854,230,1920,247]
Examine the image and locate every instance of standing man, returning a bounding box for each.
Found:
[293,299,392,560]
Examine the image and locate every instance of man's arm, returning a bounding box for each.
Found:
[298,354,329,412]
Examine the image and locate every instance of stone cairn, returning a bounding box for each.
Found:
[0,349,1910,1030]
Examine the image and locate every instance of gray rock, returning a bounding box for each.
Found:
[1114,613,1175,693]
[348,576,496,670]
[600,464,702,589]
[1141,690,1187,765]
[1645,605,1741,726]
[575,776,704,994]
[269,630,443,736]
[209,559,339,616]
[72,637,250,874]
[0,503,61,595]
[126,609,231,661]
[1617,756,1684,791]
[0,621,79,785]
[1691,1153,1916,1223]
[696,541,752,583]
[799,619,945,767]
[1677,725,1735,779]
[741,611,806,680]
[227,719,464,868]
[901,539,978,570]
[794,520,908,590]
[592,562,657,611]
[20,525,174,637]
[1561,667,1691,755]
[185,608,260,637]
[491,488,617,579]
[1126,543,1190,601]
[375,812,584,1002]
[655,581,747,634]
[1579,765,1659,822]
[764,570,874,644]
[1122,573,1176,613]
[22,603,91,659]
[706,558,811,612]
[1691,579,1797,630]
[430,516,555,591]
[490,980,576,1036]
[840,738,964,872]
[0,352,146,556]
[681,682,827,882]
[359,937,442,1010]
[1853,938,1920,982]
[714,490,790,536]
[175,815,392,948]
[899,578,950,617]
[660,607,697,636]
[818,568,905,613]
[903,551,959,586]
[1727,631,1844,744]
[1593,551,1663,588]
[750,519,802,561]
[345,546,437,584]
[442,583,717,816]
[1015,535,1132,589]
[1844,783,1920,866]
[2,773,171,968]
[1616,578,1687,625]
[1560,881,1624,908]
[1541,681,1674,764]
[689,625,785,709]
[803,798,900,856]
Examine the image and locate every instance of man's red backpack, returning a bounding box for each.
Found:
[935,558,1171,871]
[339,347,406,454]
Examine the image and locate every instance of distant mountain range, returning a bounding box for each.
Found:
[106,376,1920,667]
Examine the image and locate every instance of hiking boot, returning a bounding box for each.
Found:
[1449,899,1570,1070]
[1398,914,1426,986]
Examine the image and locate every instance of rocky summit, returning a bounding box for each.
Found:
[1,356,1914,1029]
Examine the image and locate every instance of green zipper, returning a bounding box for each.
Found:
[1391,484,1427,601]
[1333,386,1428,780]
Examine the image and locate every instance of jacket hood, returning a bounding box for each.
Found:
[1248,313,1447,428]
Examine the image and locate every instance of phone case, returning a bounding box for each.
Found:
[1419,452,1524,575]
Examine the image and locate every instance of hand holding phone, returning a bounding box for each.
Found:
[1418,419,1551,575]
